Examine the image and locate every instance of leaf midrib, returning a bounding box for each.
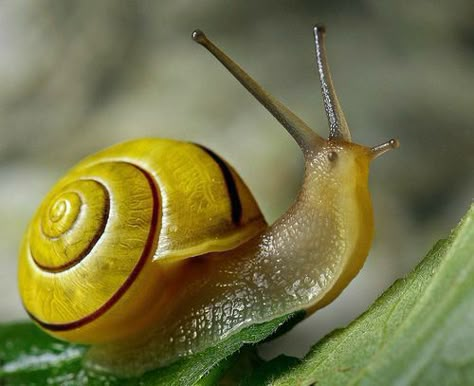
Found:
[348,212,473,385]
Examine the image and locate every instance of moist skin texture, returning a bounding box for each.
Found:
[85,143,375,376]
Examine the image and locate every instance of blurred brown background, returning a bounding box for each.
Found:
[0,1,472,358]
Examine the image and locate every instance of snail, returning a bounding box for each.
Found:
[18,26,399,376]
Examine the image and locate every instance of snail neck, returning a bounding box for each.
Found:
[255,152,374,308]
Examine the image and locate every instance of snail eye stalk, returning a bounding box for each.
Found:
[192,29,325,153]
[313,25,351,142]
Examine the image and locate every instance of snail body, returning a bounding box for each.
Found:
[18,27,398,376]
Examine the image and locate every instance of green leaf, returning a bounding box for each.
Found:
[3,207,472,386]
[0,310,302,385]
[266,203,474,386]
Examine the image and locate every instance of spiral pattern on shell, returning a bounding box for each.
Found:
[20,160,160,330]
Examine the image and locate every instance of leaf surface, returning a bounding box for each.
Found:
[266,204,474,386]
[0,310,302,385]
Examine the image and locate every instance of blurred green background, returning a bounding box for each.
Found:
[0,1,472,359]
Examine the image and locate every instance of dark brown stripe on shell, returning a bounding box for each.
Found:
[196,144,242,225]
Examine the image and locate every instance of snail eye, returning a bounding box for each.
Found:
[327,151,338,162]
